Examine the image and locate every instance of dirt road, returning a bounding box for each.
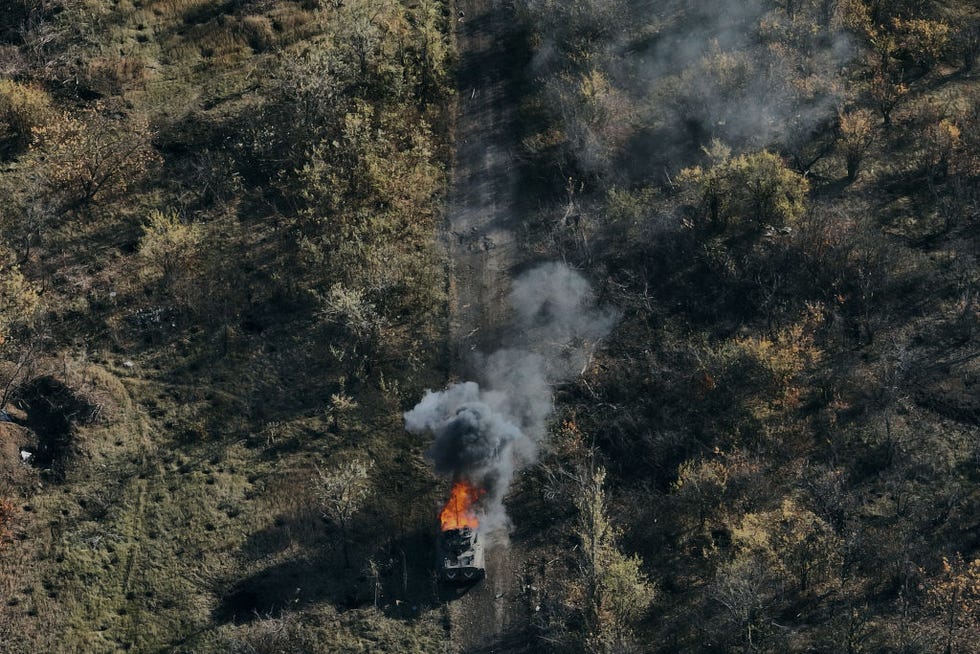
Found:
[447,0,524,358]
[444,0,536,651]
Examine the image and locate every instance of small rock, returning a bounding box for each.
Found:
[20,450,32,462]
[123,361,134,368]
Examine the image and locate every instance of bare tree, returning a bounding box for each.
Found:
[838,107,877,183]
[573,460,656,653]
[313,458,373,568]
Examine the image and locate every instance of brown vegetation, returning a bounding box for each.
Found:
[0,0,977,651]
[0,0,453,650]
[514,0,980,651]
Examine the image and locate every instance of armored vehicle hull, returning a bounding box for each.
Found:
[437,526,486,582]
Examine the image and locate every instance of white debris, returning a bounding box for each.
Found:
[20,450,32,462]
[123,360,134,368]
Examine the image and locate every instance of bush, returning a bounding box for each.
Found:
[29,104,160,208]
[137,209,204,301]
[0,255,40,345]
[838,107,877,182]
[923,118,962,178]
[891,17,952,69]
[0,79,54,159]
[680,150,810,232]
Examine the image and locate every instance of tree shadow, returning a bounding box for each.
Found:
[13,376,99,477]
[217,506,359,623]
[213,554,362,624]
[240,509,330,562]
[367,528,485,620]
[224,514,487,624]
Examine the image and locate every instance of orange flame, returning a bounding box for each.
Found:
[440,480,484,531]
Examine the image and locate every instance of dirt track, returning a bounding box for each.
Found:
[447,0,524,358]
[444,0,536,651]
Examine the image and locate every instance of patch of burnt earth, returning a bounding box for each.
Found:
[13,376,98,477]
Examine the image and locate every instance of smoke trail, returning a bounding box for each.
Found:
[404,262,617,536]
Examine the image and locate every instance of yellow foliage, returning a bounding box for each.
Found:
[579,68,611,110]
[699,47,752,93]
[838,108,876,150]
[838,107,877,180]
[0,78,54,156]
[733,497,840,592]
[710,306,824,422]
[30,105,160,207]
[831,0,872,33]
[553,418,588,458]
[674,458,728,493]
[868,68,908,125]
[574,465,655,651]
[922,553,980,653]
[924,118,962,173]
[892,17,952,67]
[673,457,736,532]
[680,150,809,231]
[0,258,40,345]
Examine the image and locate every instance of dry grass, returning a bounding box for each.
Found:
[82,56,150,98]
[0,351,444,650]
[0,0,453,649]
[148,0,214,20]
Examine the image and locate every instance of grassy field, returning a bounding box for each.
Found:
[0,0,458,650]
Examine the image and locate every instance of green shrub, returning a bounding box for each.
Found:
[137,209,204,297]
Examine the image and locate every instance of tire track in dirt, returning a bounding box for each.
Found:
[445,0,535,652]
[447,0,523,358]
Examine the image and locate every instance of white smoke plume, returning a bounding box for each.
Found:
[404,262,617,536]
[519,0,856,175]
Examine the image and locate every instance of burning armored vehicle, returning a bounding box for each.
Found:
[438,526,485,582]
[437,480,486,582]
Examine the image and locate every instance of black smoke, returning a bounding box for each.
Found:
[404,262,617,538]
